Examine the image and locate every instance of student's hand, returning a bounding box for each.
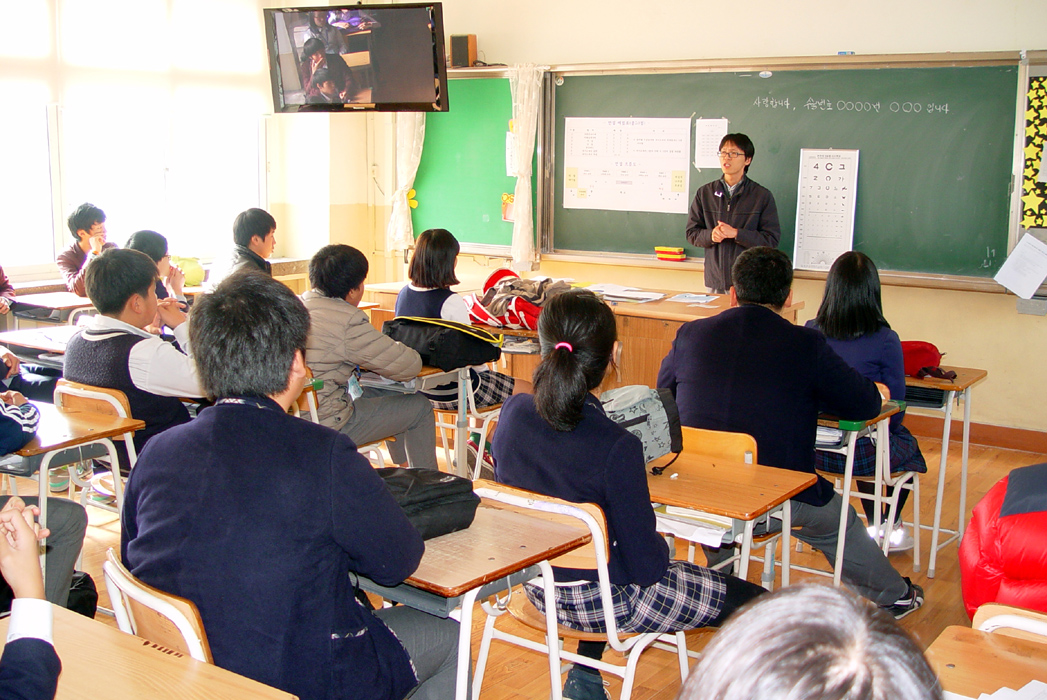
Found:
[711,223,725,243]
[166,264,185,296]
[88,233,107,255]
[716,221,739,239]
[156,297,187,329]
[1,349,19,379]
[1,391,28,407]
[0,498,47,600]
[0,298,9,314]
[874,382,891,402]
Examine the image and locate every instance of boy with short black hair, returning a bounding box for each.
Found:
[63,248,203,459]
[208,208,277,287]
[56,202,117,296]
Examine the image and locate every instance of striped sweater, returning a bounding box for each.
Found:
[0,401,39,454]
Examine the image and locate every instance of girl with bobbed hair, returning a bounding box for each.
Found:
[807,251,927,551]
[678,584,943,700]
[491,289,764,700]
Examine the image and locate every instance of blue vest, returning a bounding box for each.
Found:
[64,329,191,454]
[394,287,454,318]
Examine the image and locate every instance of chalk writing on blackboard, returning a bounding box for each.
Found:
[748,97,952,116]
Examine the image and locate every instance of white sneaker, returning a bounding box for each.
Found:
[867,522,914,552]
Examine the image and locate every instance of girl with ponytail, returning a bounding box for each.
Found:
[491,289,764,700]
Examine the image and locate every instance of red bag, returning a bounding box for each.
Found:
[901,341,943,378]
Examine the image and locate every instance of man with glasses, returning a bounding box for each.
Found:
[686,134,780,293]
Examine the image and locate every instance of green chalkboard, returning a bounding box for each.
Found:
[411,77,517,247]
[551,66,1019,277]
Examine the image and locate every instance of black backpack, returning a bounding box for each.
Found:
[383,317,502,371]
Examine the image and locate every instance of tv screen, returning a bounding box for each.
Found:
[263,3,448,113]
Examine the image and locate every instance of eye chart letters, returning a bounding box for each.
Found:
[793,149,859,271]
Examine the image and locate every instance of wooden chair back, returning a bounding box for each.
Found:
[473,479,606,571]
[103,549,213,663]
[972,603,1047,643]
[682,426,757,464]
[294,367,321,423]
[54,379,132,419]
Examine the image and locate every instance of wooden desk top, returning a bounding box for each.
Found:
[817,400,902,432]
[646,453,816,521]
[0,325,80,355]
[607,289,804,324]
[926,625,1047,697]
[406,501,591,598]
[904,366,988,392]
[0,605,296,700]
[14,403,144,458]
[13,291,94,310]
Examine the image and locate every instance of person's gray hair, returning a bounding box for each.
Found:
[678,585,942,700]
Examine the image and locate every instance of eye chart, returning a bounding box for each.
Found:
[793,149,859,271]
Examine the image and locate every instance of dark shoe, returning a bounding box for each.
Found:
[881,577,924,620]
[563,666,609,700]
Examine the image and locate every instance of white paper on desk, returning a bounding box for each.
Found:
[994,233,1047,299]
[694,118,729,169]
[669,293,717,304]
[654,511,730,547]
[1015,680,1047,699]
[358,372,418,394]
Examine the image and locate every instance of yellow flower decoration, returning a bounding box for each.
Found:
[407,188,418,209]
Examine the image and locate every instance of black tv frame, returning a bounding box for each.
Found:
[263,3,448,113]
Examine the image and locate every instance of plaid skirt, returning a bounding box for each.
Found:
[523,560,727,634]
[422,368,515,411]
[815,424,927,477]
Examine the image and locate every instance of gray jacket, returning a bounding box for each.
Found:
[301,291,422,428]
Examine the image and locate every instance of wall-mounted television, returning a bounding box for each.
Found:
[263,3,448,113]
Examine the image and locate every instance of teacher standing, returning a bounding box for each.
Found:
[686,133,781,293]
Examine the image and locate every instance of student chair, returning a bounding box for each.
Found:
[294,367,387,467]
[53,379,138,514]
[972,603,1047,643]
[433,374,501,480]
[472,480,694,700]
[102,548,213,663]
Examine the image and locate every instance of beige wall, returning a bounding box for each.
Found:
[272,0,1047,432]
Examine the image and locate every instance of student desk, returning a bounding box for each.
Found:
[10,292,93,330]
[0,605,296,700]
[3,402,143,583]
[645,452,815,586]
[904,367,988,577]
[926,625,1047,697]
[0,325,79,371]
[356,499,592,700]
[815,401,905,582]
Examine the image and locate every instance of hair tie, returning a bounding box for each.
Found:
[554,342,573,353]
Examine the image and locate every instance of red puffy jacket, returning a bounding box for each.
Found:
[959,463,1047,619]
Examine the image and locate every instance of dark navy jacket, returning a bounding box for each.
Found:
[0,638,60,699]
[394,287,453,318]
[658,304,882,506]
[122,397,424,700]
[491,394,669,587]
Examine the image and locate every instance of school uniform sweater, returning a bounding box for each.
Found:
[491,393,670,587]
[122,397,423,700]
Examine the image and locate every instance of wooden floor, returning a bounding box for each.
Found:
[45,435,1047,700]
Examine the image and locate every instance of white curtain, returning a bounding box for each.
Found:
[509,64,543,270]
[386,112,426,253]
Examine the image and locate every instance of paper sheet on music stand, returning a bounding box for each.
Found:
[994,233,1047,299]
[694,118,729,169]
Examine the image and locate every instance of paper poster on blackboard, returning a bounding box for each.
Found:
[793,149,859,271]
[562,117,690,214]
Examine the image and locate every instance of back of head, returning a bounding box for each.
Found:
[67,202,105,238]
[815,251,889,340]
[84,248,157,315]
[408,228,460,289]
[302,37,324,60]
[311,66,332,89]
[309,244,368,298]
[189,271,310,400]
[533,289,617,431]
[678,585,943,700]
[732,247,792,309]
[232,208,276,247]
[124,230,168,263]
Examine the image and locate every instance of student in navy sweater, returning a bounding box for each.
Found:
[395,228,528,411]
[492,289,764,700]
[122,271,459,700]
[806,252,926,552]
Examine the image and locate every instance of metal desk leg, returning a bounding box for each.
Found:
[36,454,49,587]
[456,586,480,700]
[781,501,791,588]
[928,390,956,578]
[959,387,972,538]
[737,520,755,582]
[455,367,469,478]
[833,432,857,587]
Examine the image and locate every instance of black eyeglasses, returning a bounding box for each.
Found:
[717,150,746,159]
